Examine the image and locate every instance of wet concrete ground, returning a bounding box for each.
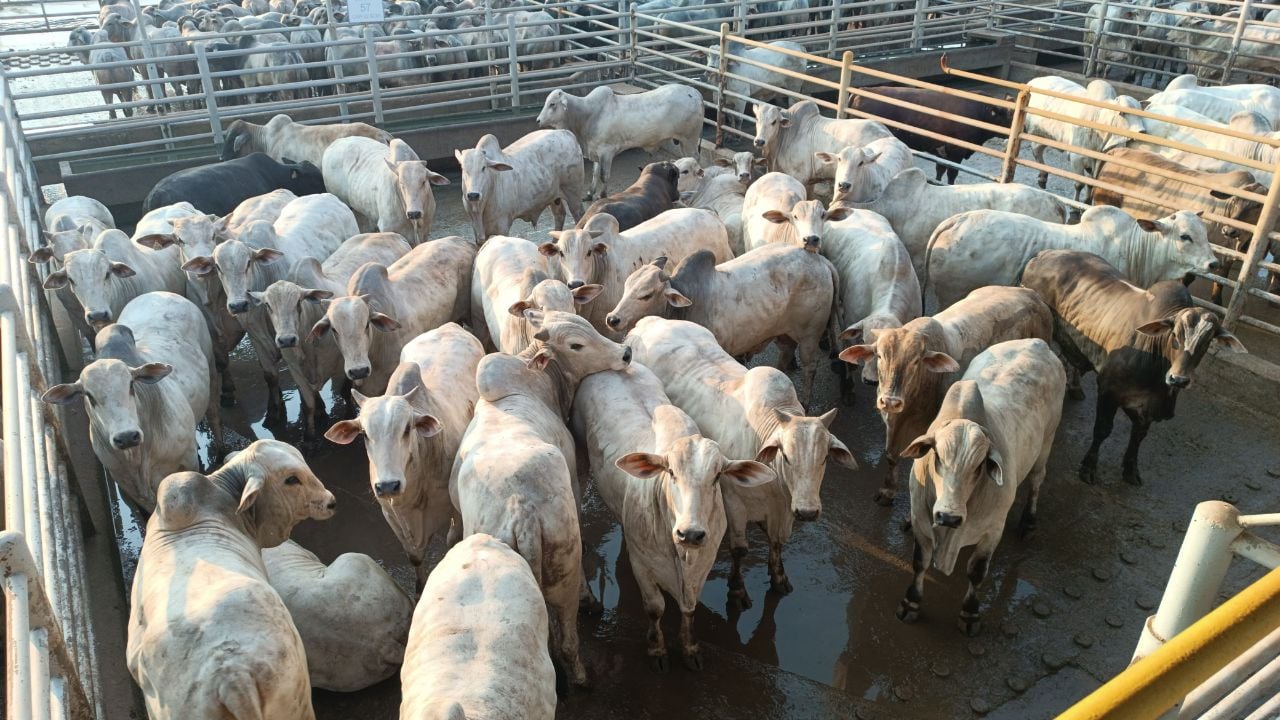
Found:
[95,141,1280,719]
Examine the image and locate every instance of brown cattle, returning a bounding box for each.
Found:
[576,161,681,232]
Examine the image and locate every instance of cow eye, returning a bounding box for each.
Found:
[680,170,688,175]
[1179,234,1192,242]
[284,475,300,486]
[570,343,584,351]
[638,293,653,301]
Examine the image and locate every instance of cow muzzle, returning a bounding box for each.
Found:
[622,346,632,364]
[374,479,403,497]
[739,173,750,183]
[803,236,820,252]
[465,192,480,202]
[753,138,766,148]
[85,309,112,325]
[837,182,851,193]
[1206,259,1222,271]
[347,365,371,381]
[605,314,622,329]
[934,511,962,528]
[227,299,250,314]
[1166,373,1191,389]
[405,210,423,221]
[878,395,904,413]
[112,429,142,450]
[794,507,820,522]
[674,527,707,546]
[568,280,585,290]
[276,334,298,349]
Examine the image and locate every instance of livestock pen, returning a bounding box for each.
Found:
[3,1,1280,718]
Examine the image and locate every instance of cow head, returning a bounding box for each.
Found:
[32,218,99,268]
[1096,94,1145,154]
[839,325,958,416]
[732,151,764,184]
[536,89,570,129]
[617,408,773,548]
[140,214,227,306]
[216,439,336,547]
[1134,210,1220,280]
[281,158,325,196]
[606,257,685,335]
[454,135,512,207]
[752,102,790,150]
[42,353,171,455]
[310,294,400,385]
[817,145,883,203]
[761,199,853,252]
[754,406,855,521]
[901,414,1002,530]
[508,278,600,319]
[43,248,137,330]
[838,315,904,385]
[326,373,442,501]
[539,215,615,289]
[1209,182,1266,247]
[521,309,631,380]
[187,229,284,314]
[250,280,331,349]
[1135,307,1245,389]
[673,157,705,194]
[384,157,448,226]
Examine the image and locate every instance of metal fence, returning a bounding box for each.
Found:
[0,72,103,719]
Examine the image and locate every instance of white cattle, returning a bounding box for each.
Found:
[703,41,806,130]
[536,84,704,198]
[625,317,856,609]
[44,229,186,332]
[538,208,732,333]
[42,291,221,512]
[681,168,749,255]
[923,206,1220,308]
[1135,105,1280,185]
[40,195,114,262]
[897,339,1064,636]
[323,137,449,245]
[325,324,482,587]
[224,188,297,234]
[839,167,1070,275]
[742,171,853,252]
[455,130,586,242]
[1171,16,1280,83]
[751,100,894,188]
[1145,89,1268,126]
[44,195,113,234]
[252,233,410,437]
[127,440,336,720]
[1024,76,1146,200]
[575,365,773,669]
[400,534,556,720]
[313,235,476,397]
[838,287,1053,506]
[451,311,633,687]
[471,235,600,354]
[1160,76,1280,127]
[222,114,392,167]
[263,539,413,692]
[606,244,838,406]
[821,210,921,399]
[817,135,914,203]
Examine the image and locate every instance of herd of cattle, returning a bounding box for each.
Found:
[30,67,1262,718]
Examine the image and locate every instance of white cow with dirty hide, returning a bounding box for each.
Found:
[313,236,476,397]
[400,533,557,720]
[323,137,449,245]
[43,229,186,333]
[455,130,586,242]
[31,197,118,346]
[252,233,410,437]
[221,114,392,167]
[263,539,413,692]
[625,318,857,609]
[742,172,854,252]
[325,324,482,587]
[451,311,633,688]
[1135,105,1280,185]
[896,339,1065,637]
[1157,76,1280,127]
[574,364,774,670]
[605,245,838,407]
[127,440,336,720]
[538,208,732,334]
[677,159,752,255]
[818,135,914,204]
[536,84,705,199]
[223,188,297,235]
[42,292,222,512]
[923,206,1220,309]
[752,100,893,189]
[471,235,601,354]
[839,167,1070,276]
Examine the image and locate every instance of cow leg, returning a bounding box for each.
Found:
[767,539,791,595]
[875,454,898,506]
[1120,408,1151,487]
[549,585,588,688]
[896,539,932,623]
[1080,391,1118,485]
[1018,454,1049,538]
[725,494,752,609]
[774,336,798,374]
[550,197,567,231]
[946,165,959,185]
[796,337,819,409]
[636,569,669,673]
[206,370,225,465]
[934,161,947,183]
[1064,363,1085,401]
[597,154,614,199]
[679,610,702,671]
[579,572,602,616]
[587,160,603,200]
[1031,144,1049,188]
[958,546,993,637]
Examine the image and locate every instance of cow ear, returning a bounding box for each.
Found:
[43,270,69,289]
[572,284,602,305]
[453,148,464,163]
[986,447,1005,487]
[713,158,731,167]
[616,452,667,479]
[253,248,284,265]
[1209,189,1233,200]
[591,242,608,255]
[921,351,960,373]
[248,290,265,306]
[304,289,333,303]
[428,170,450,186]
[1135,218,1164,233]
[131,362,173,384]
[900,435,934,459]
[814,151,835,164]
[237,475,265,514]
[41,382,83,405]
[486,161,513,172]
[383,158,398,174]
[818,408,837,428]
[28,246,54,264]
[722,460,775,487]
[508,298,534,317]
[652,256,669,269]
[537,242,559,258]
[825,206,854,222]
[1135,318,1174,336]
[370,312,401,332]
[291,169,301,180]
[413,412,443,438]
[233,134,249,153]
[181,256,216,275]
[664,288,692,307]
[110,262,136,278]
[753,157,767,166]
[778,115,792,127]
[755,441,780,464]
[134,233,176,249]
[350,389,369,408]
[525,347,553,371]
[762,210,788,224]
[308,316,332,341]
[829,436,858,469]
[838,321,863,342]
[838,343,875,363]
[1214,329,1247,353]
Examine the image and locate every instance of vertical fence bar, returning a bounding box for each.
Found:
[486,4,498,111]
[363,34,385,125]
[7,574,33,720]
[1221,0,1253,84]
[193,44,224,146]
[322,0,352,120]
[1223,153,1280,329]
[836,50,852,119]
[999,87,1029,183]
[1083,0,1109,78]
[628,2,638,83]
[126,0,167,113]
[736,0,748,35]
[827,0,840,55]
[911,0,927,49]
[507,14,521,108]
[715,22,729,148]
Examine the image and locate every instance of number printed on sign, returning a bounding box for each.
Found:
[347,0,385,23]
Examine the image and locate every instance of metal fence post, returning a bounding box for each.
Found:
[736,0,748,35]
[836,50,852,119]
[827,0,840,55]
[126,0,167,112]
[998,87,1029,183]
[715,22,729,148]
[194,44,224,146]
[1223,152,1280,329]
[507,13,521,108]
[629,2,638,83]
[1221,0,1253,84]
[911,0,927,50]
[1083,0,1109,78]
[364,34,385,125]
[486,4,499,112]
[322,0,352,121]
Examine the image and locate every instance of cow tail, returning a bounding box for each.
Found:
[922,214,963,308]
[824,255,843,356]
[216,673,265,720]
[504,495,543,587]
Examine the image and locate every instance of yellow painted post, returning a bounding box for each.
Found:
[836,50,853,120]
[715,22,729,148]
[1224,151,1280,329]
[999,88,1030,184]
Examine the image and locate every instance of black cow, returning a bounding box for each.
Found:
[850,86,1012,184]
[576,161,680,232]
[142,153,325,215]
[1021,250,1246,487]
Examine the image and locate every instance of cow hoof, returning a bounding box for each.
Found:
[896,600,920,623]
[874,489,896,507]
[649,653,670,674]
[770,576,793,595]
[1123,470,1143,487]
[1067,386,1086,402]
[728,588,753,610]
[682,651,704,672]
[1078,465,1098,485]
[958,616,982,637]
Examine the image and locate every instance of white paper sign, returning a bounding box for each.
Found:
[347,0,385,23]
